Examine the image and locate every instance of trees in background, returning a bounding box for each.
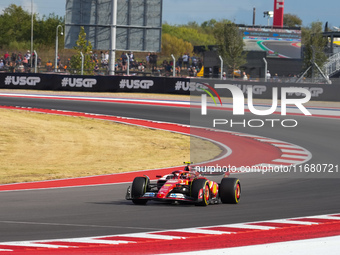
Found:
[161,33,193,57]
[34,14,64,47]
[213,20,247,77]
[69,27,95,74]
[162,23,216,47]
[161,22,215,60]
[163,19,247,75]
[302,21,328,75]
[283,14,302,27]
[0,4,32,47]
[0,4,64,49]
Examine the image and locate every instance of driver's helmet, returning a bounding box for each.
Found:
[180,172,187,179]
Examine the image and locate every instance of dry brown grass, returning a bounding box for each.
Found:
[0,109,221,184]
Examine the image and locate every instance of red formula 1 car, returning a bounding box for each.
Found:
[126,162,241,206]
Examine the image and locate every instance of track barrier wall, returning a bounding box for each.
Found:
[0,73,340,101]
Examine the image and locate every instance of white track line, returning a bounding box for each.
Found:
[174,228,229,235]
[118,233,184,240]
[1,213,339,251]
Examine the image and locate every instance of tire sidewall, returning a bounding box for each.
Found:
[131,177,149,205]
[191,178,210,206]
[219,178,241,204]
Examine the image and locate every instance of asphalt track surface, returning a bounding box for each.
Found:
[262,41,300,58]
[244,39,300,58]
[0,96,339,243]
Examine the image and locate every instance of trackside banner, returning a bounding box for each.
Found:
[186,79,340,101]
[0,73,339,101]
[0,73,190,95]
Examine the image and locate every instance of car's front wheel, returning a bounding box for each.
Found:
[191,179,210,206]
[131,176,149,205]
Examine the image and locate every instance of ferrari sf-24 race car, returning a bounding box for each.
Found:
[126,162,241,206]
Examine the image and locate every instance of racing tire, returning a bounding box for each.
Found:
[219,178,241,204]
[131,177,149,205]
[191,179,210,206]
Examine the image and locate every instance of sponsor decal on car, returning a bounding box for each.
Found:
[169,193,185,199]
[143,192,156,197]
[167,180,179,183]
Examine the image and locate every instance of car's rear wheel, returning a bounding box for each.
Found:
[131,176,149,205]
[219,178,241,204]
[191,179,210,206]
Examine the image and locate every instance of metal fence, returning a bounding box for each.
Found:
[1,51,339,85]
[323,52,340,78]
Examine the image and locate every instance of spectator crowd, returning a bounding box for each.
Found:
[91,51,203,77]
[0,50,42,73]
[0,49,203,77]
